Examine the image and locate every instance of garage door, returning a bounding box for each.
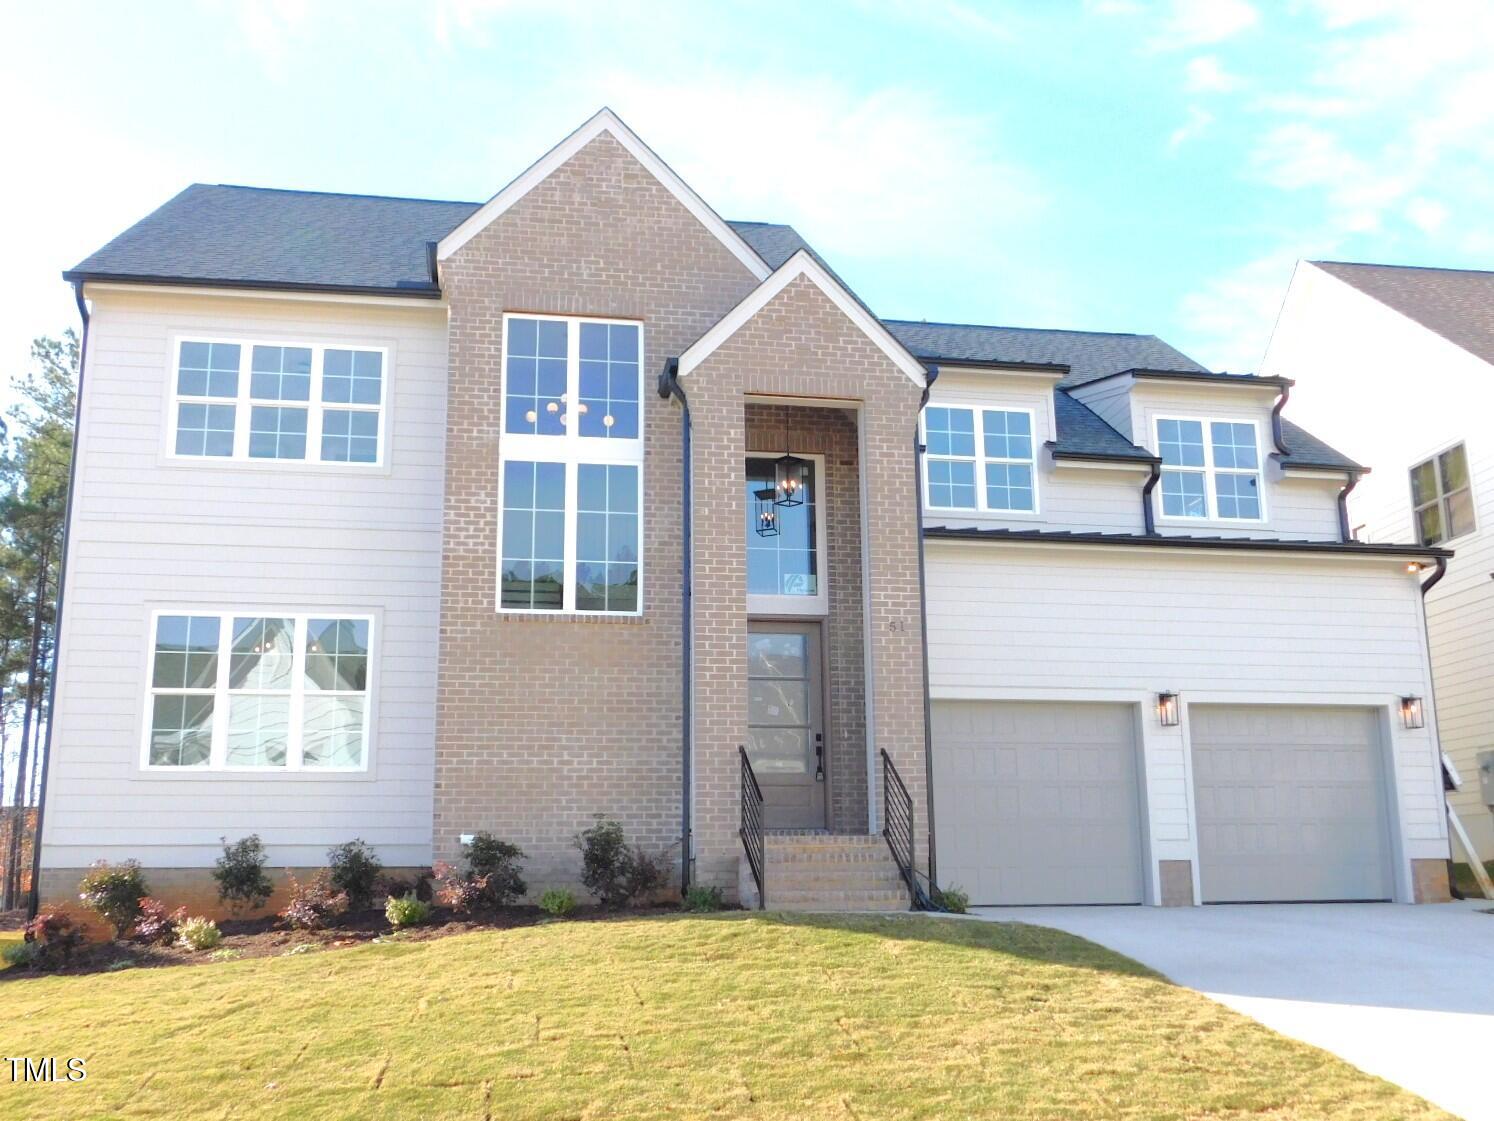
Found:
[1191,706,1394,903]
[932,701,1145,905]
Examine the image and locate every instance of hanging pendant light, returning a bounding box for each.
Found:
[774,453,808,508]
[753,487,780,537]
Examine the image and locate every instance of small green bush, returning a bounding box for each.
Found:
[680,884,724,913]
[177,916,223,951]
[935,885,970,915]
[207,948,242,962]
[77,859,150,938]
[279,870,349,931]
[466,833,527,905]
[576,817,666,908]
[327,839,383,911]
[385,893,433,928]
[213,835,273,913]
[539,888,577,917]
[2,940,40,969]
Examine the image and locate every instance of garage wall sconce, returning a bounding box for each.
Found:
[1156,692,1180,727]
[1400,695,1425,730]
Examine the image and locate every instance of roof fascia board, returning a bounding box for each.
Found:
[924,528,1450,560]
[925,358,1070,378]
[677,250,927,388]
[1092,367,1292,391]
[435,108,770,280]
[80,280,450,310]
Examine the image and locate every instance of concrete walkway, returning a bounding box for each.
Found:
[975,901,1494,1121]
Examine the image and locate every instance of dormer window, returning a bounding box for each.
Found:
[1156,417,1263,522]
[923,406,1036,514]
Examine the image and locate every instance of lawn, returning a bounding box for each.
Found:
[0,913,1448,1120]
[0,929,18,971]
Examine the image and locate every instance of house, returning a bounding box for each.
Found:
[1264,259,1494,874]
[34,111,1453,915]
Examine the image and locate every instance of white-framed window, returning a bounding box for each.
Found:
[1155,416,1264,522]
[745,452,829,616]
[1411,442,1475,545]
[497,314,644,615]
[922,405,1036,513]
[142,610,373,772]
[168,337,387,466]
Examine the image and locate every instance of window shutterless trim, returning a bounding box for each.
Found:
[1152,414,1268,525]
[745,450,829,617]
[920,404,1040,515]
[165,335,389,468]
[139,609,375,774]
[1409,440,1477,547]
[495,313,646,617]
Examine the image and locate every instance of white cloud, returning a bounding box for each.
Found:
[1183,54,1242,92]
[1167,106,1214,151]
[1405,198,1448,236]
[1150,0,1259,50]
[1178,249,1317,372]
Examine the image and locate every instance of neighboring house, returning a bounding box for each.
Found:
[35,111,1452,915]
[1265,260,1494,871]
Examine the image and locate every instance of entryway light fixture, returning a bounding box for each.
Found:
[1156,692,1180,727]
[774,453,808,508]
[753,487,780,537]
[1400,695,1425,730]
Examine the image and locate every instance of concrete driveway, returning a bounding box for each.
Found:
[976,901,1494,1121]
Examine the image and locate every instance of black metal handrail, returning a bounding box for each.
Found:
[881,749,935,909]
[739,746,765,910]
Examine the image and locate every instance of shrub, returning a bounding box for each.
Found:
[385,893,432,929]
[133,898,186,944]
[177,916,223,952]
[24,910,84,969]
[935,885,970,915]
[213,835,273,913]
[681,884,724,913]
[375,868,430,903]
[2,940,40,969]
[280,870,349,931]
[327,839,383,911]
[207,948,242,962]
[538,888,576,917]
[431,861,489,914]
[466,833,527,905]
[77,860,150,939]
[577,818,666,908]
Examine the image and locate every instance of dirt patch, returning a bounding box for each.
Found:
[1,904,682,980]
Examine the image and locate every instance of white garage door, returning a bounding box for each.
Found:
[1191,706,1394,903]
[932,701,1145,905]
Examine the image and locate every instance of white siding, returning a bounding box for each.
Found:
[1265,262,1494,861]
[42,288,448,870]
[925,539,1446,903]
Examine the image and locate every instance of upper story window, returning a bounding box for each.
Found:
[497,314,643,615]
[745,454,827,615]
[922,406,1036,513]
[170,338,386,466]
[1411,443,1475,545]
[144,610,372,772]
[1156,417,1263,521]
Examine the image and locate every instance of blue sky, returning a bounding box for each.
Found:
[3,0,1492,385]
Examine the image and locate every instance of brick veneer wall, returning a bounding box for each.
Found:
[435,132,761,891]
[744,403,868,833]
[688,276,929,891]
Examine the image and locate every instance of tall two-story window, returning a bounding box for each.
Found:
[497,315,643,614]
[170,339,386,465]
[144,611,372,771]
[1156,417,1263,521]
[922,406,1036,513]
[1411,443,1475,545]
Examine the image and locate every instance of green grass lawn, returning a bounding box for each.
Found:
[0,913,1449,1120]
[0,929,18,971]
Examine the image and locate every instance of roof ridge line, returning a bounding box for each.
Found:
[882,317,1155,339]
[1315,259,1494,278]
[209,183,484,207]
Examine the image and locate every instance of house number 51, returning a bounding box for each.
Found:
[887,619,907,633]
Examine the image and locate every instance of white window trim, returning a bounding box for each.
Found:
[745,450,829,617]
[1409,439,1477,546]
[495,313,645,617]
[139,609,376,774]
[1153,414,1268,524]
[166,335,390,468]
[920,405,1040,516]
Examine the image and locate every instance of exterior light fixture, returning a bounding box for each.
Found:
[1400,695,1425,730]
[753,488,780,537]
[1405,562,1423,574]
[1156,692,1180,727]
[774,454,808,508]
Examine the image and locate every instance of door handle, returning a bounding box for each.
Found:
[814,732,824,782]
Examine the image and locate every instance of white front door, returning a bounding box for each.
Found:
[746,624,826,830]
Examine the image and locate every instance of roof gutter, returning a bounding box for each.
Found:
[1336,470,1362,543]
[27,283,89,918]
[657,357,693,895]
[915,365,939,898]
[925,526,1453,560]
[59,272,446,301]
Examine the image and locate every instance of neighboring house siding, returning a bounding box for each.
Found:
[1267,262,1494,861]
[41,288,448,871]
[925,540,1448,900]
[434,132,762,889]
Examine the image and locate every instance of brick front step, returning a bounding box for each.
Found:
[753,833,911,912]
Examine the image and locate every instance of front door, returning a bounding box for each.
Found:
[746,623,826,830]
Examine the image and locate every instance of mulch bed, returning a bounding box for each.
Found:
[2,904,682,980]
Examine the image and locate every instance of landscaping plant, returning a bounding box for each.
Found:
[680,884,724,913]
[539,888,576,917]
[385,893,432,929]
[327,839,383,911]
[176,916,222,952]
[576,817,664,908]
[465,833,527,904]
[77,859,150,938]
[23,910,84,969]
[133,898,187,944]
[431,861,489,914]
[279,870,349,931]
[935,885,970,915]
[213,835,274,913]
[2,940,40,969]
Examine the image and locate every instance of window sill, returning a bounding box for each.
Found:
[495,610,649,625]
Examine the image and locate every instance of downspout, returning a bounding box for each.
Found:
[1269,382,1291,456]
[1141,461,1161,535]
[1414,556,1460,899]
[1336,471,1362,543]
[657,358,693,895]
[915,364,940,898]
[26,282,89,918]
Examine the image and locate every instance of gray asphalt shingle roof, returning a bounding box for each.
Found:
[1315,260,1494,370]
